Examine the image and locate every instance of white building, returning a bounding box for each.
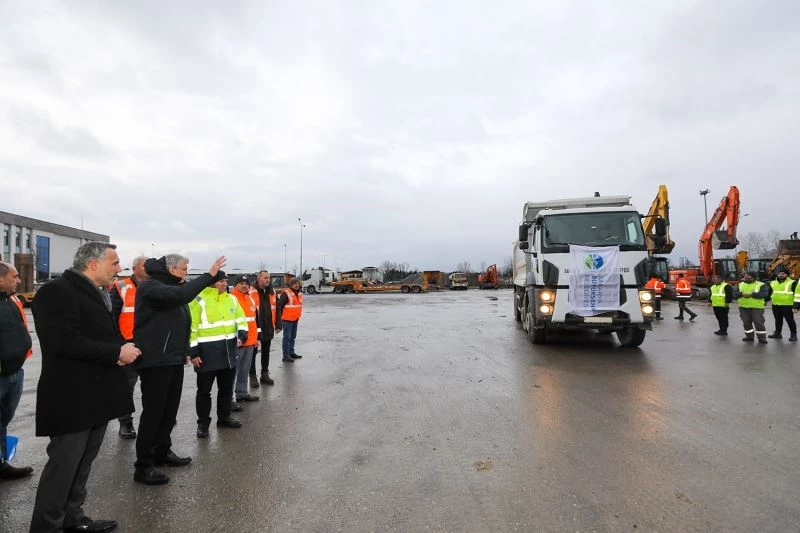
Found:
[0,211,110,282]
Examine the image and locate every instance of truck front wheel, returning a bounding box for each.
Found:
[306,285,317,294]
[616,327,646,347]
[526,307,547,344]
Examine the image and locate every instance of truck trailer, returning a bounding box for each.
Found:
[513,194,660,347]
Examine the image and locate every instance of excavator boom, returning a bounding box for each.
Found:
[644,184,674,254]
[698,186,740,279]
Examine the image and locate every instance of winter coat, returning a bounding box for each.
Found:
[133,258,213,368]
[188,287,247,373]
[32,270,132,436]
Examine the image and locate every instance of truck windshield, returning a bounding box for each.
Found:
[542,212,646,250]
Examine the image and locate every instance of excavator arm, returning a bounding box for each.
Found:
[698,186,740,279]
[644,185,674,254]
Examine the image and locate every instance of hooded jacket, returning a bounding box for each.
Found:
[133,257,214,368]
[188,286,247,372]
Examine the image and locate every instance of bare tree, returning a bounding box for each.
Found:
[455,261,471,273]
[479,261,487,274]
[501,257,513,278]
[739,231,782,257]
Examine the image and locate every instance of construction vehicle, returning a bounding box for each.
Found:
[12,253,36,307]
[477,265,498,289]
[301,267,337,294]
[514,194,658,347]
[401,271,443,293]
[642,185,674,296]
[667,186,741,296]
[329,271,443,294]
[448,272,468,290]
[767,235,800,278]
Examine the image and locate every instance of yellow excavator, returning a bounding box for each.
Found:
[644,185,674,284]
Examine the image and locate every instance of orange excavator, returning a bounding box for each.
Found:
[478,264,498,289]
[669,186,741,290]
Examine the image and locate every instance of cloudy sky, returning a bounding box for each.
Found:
[2,1,798,273]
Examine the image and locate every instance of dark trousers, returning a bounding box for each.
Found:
[0,367,24,463]
[740,307,766,338]
[713,306,729,332]
[30,424,107,533]
[772,305,797,335]
[136,365,184,467]
[249,336,272,375]
[196,368,236,423]
[654,296,661,317]
[117,365,139,424]
[677,298,696,318]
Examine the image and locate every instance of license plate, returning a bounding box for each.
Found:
[584,316,613,324]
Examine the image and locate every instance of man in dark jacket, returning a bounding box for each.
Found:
[250,270,276,386]
[30,242,141,533]
[132,254,225,485]
[0,261,34,480]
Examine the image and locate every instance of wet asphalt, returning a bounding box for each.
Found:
[1,291,799,532]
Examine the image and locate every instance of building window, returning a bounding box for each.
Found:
[36,235,50,282]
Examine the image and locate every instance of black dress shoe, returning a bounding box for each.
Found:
[260,372,274,385]
[133,466,169,485]
[0,462,33,479]
[197,421,210,438]
[217,416,242,428]
[290,353,302,359]
[118,420,136,439]
[63,517,118,532]
[768,333,782,339]
[154,451,191,467]
[237,394,260,402]
[282,356,295,363]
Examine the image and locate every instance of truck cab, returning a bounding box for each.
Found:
[513,195,659,347]
[301,267,337,294]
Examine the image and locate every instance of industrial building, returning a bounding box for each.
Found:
[0,211,109,283]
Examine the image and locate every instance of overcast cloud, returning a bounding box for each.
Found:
[2,0,798,273]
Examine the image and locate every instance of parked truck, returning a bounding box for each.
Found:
[448,272,468,290]
[513,194,660,347]
[301,267,337,294]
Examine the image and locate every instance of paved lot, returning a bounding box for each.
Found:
[2,291,799,532]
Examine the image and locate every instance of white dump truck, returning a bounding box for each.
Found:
[513,194,662,347]
[448,272,468,290]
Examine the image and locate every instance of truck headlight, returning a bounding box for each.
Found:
[641,304,654,316]
[639,290,653,303]
[539,304,553,315]
[538,290,555,302]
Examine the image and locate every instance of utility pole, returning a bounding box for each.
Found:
[699,189,710,224]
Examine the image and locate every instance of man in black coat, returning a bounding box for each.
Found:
[249,270,276,386]
[132,253,225,485]
[30,242,141,533]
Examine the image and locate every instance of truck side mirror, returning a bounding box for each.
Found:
[519,241,529,250]
[655,218,667,236]
[518,224,529,243]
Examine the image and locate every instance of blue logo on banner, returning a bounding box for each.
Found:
[584,253,604,270]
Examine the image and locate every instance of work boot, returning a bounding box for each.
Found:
[674,316,684,320]
[290,353,302,359]
[217,416,242,428]
[63,517,118,533]
[249,374,260,388]
[118,419,136,439]
[282,356,295,363]
[0,462,34,480]
[742,335,754,342]
[154,451,192,467]
[260,372,274,385]
[197,421,210,438]
[768,333,782,339]
[237,394,260,402]
[689,315,697,322]
[714,330,728,336]
[758,337,768,344]
[789,335,798,342]
[655,316,664,321]
[231,402,243,412]
[133,466,169,485]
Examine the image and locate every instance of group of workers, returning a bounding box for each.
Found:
[645,269,800,343]
[0,242,305,533]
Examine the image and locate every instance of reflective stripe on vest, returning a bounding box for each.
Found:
[796,284,800,304]
[770,279,795,306]
[676,279,691,298]
[10,295,33,359]
[191,293,246,347]
[738,281,765,309]
[282,290,303,321]
[114,279,136,340]
[710,283,728,307]
[233,290,258,345]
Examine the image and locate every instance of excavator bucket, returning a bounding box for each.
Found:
[777,239,800,255]
[713,230,738,250]
[768,239,800,277]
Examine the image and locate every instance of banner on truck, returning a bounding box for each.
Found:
[568,245,621,316]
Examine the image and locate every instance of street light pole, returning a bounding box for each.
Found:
[298,217,305,276]
[699,189,710,224]
[283,243,287,274]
